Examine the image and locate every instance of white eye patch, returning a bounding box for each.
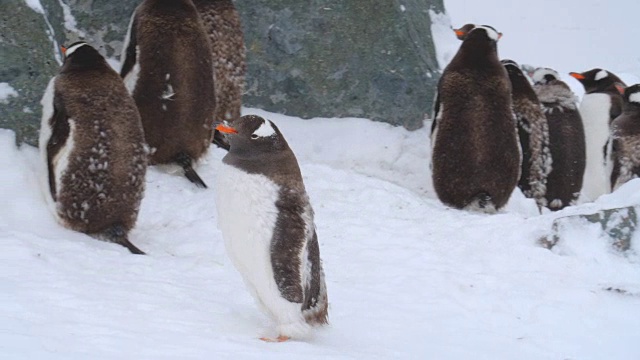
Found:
[531,68,559,84]
[595,70,609,81]
[65,42,88,57]
[475,25,500,41]
[252,120,276,138]
[629,92,640,104]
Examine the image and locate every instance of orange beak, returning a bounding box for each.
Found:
[615,83,626,95]
[569,72,586,80]
[60,45,67,55]
[454,29,465,37]
[215,123,238,134]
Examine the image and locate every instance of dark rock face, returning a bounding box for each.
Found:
[1,0,443,145]
[0,1,61,145]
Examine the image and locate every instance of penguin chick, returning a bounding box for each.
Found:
[39,42,148,254]
[431,25,519,213]
[214,115,328,341]
[192,0,247,151]
[120,0,215,188]
[611,84,640,190]
[532,67,586,210]
[502,59,552,209]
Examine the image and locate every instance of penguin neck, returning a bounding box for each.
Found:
[455,39,499,68]
[61,55,109,74]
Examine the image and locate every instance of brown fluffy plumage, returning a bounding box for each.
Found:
[42,42,147,254]
[533,70,585,210]
[120,0,215,187]
[611,84,640,190]
[432,26,520,212]
[193,0,246,150]
[502,60,551,209]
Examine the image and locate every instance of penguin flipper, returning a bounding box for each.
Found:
[98,224,145,255]
[175,152,208,188]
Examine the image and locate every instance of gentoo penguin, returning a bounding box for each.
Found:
[532,67,586,211]
[192,0,246,151]
[610,84,640,190]
[502,59,552,209]
[120,0,215,188]
[431,25,520,212]
[39,42,147,254]
[569,68,626,200]
[214,115,328,342]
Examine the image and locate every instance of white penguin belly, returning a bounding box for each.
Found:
[215,162,309,337]
[580,93,612,201]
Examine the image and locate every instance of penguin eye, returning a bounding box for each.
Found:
[251,134,259,140]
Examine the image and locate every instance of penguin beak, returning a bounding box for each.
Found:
[60,46,67,56]
[215,124,238,134]
[569,72,586,80]
[454,29,465,38]
[497,32,503,40]
[615,83,626,95]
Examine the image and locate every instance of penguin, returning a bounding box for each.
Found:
[214,115,328,342]
[192,0,247,151]
[431,25,520,213]
[39,41,148,254]
[569,68,626,200]
[502,59,552,209]
[610,84,640,190]
[120,0,215,188]
[531,67,586,211]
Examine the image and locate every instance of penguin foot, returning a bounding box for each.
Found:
[259,336,290,343]
[97,224,145,255]
[174,152,208,188]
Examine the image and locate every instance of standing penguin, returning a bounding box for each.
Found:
[39,42,148,254]
[431,25,520,212]
[610,84,640,190]
[192,0,246,151]
[120,0,215,188]
[214,115,328,342]
[569,68,626,201]
[532,68,586,211]
[502,59,552,209]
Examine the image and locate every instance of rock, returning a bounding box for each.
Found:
[1,0,444,145]
[542,206,637,252]
[0,0,61,145]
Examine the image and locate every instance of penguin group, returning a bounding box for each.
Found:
[38,0,327,342]
[32,1,640,343]
[431,23,638,213]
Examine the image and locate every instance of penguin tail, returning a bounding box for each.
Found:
[175,152,208,188]
[99,223,145,255]
[464,192,497,214]
[303,273,329,326]
[212,130,230,151]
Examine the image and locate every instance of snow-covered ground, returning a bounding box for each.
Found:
[2,0,640,358]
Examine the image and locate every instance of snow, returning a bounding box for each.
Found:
[57,0,86,37]
[23,0,45,14]
[0,83,18,104]
[442,0,640,99]
[2,0,640,358]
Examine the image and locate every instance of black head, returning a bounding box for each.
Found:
[215,115,289,158]
[458,24,502,42]
[501,59,527,80]
[60,41,107,70]
[531,67,560,85]
[453,24,477,40]
[569,68,626,94]
[623,84,640,106]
